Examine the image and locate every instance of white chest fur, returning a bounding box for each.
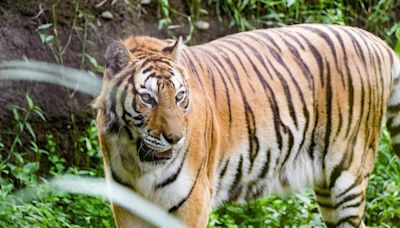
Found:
[108,135,194,210]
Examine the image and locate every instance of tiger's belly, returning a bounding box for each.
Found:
[212,141,322,207]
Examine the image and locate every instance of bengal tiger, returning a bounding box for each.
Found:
[94,24,400,227]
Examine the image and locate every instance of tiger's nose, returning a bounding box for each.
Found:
[164,133,183,145]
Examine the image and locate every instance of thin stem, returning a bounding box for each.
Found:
[0,108,33,166]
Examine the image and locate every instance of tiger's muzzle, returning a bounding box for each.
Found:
[136,134,185,163]
[137,139,173,162]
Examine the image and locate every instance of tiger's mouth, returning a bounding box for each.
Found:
[137,139,173,162]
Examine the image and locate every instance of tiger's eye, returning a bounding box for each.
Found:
[140,93,152,103]
[176,91,185,102]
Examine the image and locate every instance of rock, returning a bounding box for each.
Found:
[195,20,210,30]
[140,0,151,5]
[101,11,113,20]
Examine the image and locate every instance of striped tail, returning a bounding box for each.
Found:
[387,54,400,158]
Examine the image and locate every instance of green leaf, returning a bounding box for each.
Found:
[395,39,400,56]
[38,33,46,43]
[26,95,34,109]
[12,109,20,121]
[45,35,54,43]
[26,123,36,140]
[36,23,53,31]
[84,54,98,67]
[33,108,46,121]
[24,162,39,173]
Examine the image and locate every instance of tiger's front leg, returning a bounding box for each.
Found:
[171,172,212,228]
[112,204,155,228]
[111,171,212,228]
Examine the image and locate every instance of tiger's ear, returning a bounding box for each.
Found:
[105,40,131,78]
[162,36,183,60]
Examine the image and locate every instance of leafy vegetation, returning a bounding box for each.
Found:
[159,0,400,46]
[1,0,399,227]
[0,97,113,227]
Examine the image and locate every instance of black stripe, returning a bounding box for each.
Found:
[357,31,379,141]
[124,126,134,139]
[323,61,332,171]
[224,37,300,168]
[298,33,325,87]
[335,192,362,209]
[216,159,230,196]
[106,82,123,134]
[207,66,217,100]
[216,37,283,153]
[219,41,260,163]
[279,30,305,50]
[273,34,313,161]
[329,147,352,189]
[220,159,229,178]
[258,149,271,179]
[317,192,362,211]
[254,30,282,52]
[327,26,354,138]
[336,215,360,227]
[338,27,368,70]
[180,50,205,91]
[168,158,203,213]
[196,47,236,89]
[111,170,133,189]
[142,65,153,74]
[336,175,362,198]
[162,41,178,53]
[387,116,395,129]
[219,159,229,182]
[388,104,400,112]
[316,200,334,209]
[156,148,188,188]
[228,155,243,202]
[218,41,256,92]
[210,43,259,167]
[342,200,363,209]
[315,189,331,197]
[238,38,299,128]
[325,221,336,228]
[197,49,233,130]
[299,25,346,87]
[277,33,313,90]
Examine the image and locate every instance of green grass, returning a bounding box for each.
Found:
[158,0,399,46]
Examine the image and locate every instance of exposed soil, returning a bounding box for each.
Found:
[0,0,234,160]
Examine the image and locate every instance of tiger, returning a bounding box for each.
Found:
[94,23,400,227]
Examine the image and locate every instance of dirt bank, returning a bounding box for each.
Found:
[0,0,233,159]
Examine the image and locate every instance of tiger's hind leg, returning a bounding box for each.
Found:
[314,173,369,228]
[313,140,376,227]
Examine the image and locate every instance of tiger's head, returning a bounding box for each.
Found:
[96,36,189,166]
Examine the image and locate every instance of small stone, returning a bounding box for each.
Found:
[194,20,210,30]
[101,11,113,20]
[140,0,151,5]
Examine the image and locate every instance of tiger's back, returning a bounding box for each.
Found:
[96,24,400,227]
[180,24,398,225]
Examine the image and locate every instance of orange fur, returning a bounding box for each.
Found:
[96,24,400,227]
